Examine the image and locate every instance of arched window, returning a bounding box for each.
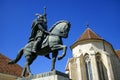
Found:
[96,53,106,80]
[84,54,93,80]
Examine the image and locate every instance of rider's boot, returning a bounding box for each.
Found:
[32,37,42,53]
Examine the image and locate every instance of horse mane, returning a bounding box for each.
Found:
[49,20,69,32]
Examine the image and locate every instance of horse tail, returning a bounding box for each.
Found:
[15,49,24,63]
[8,49,24,64]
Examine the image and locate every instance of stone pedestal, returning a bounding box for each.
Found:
[17,70,71,80]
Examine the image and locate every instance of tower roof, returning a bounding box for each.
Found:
[71,28,103,49]
[0,53,22,77]
[77,28,102,41]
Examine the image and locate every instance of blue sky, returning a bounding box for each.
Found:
[0,0,120,74]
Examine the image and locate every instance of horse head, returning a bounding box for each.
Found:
[49,20,71,38]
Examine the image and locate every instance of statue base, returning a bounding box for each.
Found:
[17,70,71,80]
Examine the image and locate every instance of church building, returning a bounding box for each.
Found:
[66,28,120,80]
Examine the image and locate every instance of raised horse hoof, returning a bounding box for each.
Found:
[8,60,16,64]
[45,54,51,59]
[58,56,63,60]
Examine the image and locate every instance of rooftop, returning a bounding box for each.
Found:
[0,53,22,77]
[77,28,102,41]
[71,28,103,49]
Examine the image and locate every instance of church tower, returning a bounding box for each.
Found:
[66,28,120,80]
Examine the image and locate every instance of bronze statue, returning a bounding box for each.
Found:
[29,7,50,53]
[8,8,71,78]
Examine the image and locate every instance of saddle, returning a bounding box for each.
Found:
[41,36,51,59]
[41,36,49,49]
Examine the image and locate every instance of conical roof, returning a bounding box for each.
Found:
[77,28,102,41]
[71,28,103,49]
[0,53,22,77]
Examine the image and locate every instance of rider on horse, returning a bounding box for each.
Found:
[28,8,52,59]
[29,8,50,53]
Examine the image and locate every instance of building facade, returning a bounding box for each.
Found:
[66,28,120,80]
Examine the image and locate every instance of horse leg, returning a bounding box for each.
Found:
[52,45,67,60]
[21,56,32,77]
[51,51,58,71]
[21,54,37,77]
[26,55,37,77]
[58,45,67,60]
[21,63,27,77]
[21,62,32,77]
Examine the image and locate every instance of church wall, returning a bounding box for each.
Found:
[67,56,87,80]
[110,53,120,80]
[79,54,87,80]
[90,53,99,80]
[102,53,115,80]
[70,40,117,80]
[68,58,78,80]
[72,42,92,57]
[91,41,120,80]
[72,40,114,57]
[91,41,115,80]
[68,28,120,80]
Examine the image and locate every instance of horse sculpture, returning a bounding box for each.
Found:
[8,20,71,77]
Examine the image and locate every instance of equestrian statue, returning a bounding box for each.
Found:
[8,7,71,77]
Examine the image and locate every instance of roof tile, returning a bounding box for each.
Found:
[77,28,102,41]
[0,53,22,77]
[71,28,103,49]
